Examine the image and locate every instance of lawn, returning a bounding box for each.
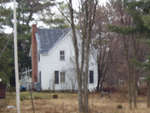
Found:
[1,92,150,113]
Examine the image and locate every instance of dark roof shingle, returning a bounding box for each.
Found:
[36,28,70,54]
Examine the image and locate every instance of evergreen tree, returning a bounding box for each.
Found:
[109,0,150,108]
[0,1,13,85]
[40,1,69,28]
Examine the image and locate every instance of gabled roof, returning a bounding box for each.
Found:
[36,28,70,54]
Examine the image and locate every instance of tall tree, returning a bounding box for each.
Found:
[40,1,69,28]
[108,0,150,109]
[91,5,113,91]
[0,1,14,85]
[128,0,150,108]
[68,0,98,113]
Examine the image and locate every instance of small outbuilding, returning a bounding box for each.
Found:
[0,81,6,98]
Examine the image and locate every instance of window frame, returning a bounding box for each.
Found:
[89,70,94,84]
[54,71,59,84]
[60,71,65,83]
[60,50,65,61]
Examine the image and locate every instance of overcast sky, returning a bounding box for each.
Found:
[69,0,108,9]
[37,0,109,28]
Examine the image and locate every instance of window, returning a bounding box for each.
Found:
[38,54,40,62]
[89,70,94,84]
[54,71,59,84]
[60,72,65,83]
[39,71,41,82]
[60,50,65,61]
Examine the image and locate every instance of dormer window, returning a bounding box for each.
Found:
[60,50,65,61]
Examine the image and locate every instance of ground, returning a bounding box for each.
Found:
[0,92,150,113]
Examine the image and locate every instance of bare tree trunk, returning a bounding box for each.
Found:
[132,34,139,109]
[129,75,132,109]
[68,0,97,112]
[96,50,110,92]
[78,71,84,112]
[147,81,150,108]
[122,35,133,109]
[96,58,101,91]
[133,66,137,108]
[68,1,83,112]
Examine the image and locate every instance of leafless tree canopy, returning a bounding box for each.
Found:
[68,0,98,112]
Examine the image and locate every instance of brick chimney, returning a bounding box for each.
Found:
[32,24,38,83]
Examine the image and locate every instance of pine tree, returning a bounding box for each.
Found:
[109,0,150,108]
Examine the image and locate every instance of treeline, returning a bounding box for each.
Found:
[93,0,150,109]
[67,0,150,112]
[1,0,150,112]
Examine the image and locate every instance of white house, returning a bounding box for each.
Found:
[31,25,98,91]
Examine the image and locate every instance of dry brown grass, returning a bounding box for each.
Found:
[1,92,150,113]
